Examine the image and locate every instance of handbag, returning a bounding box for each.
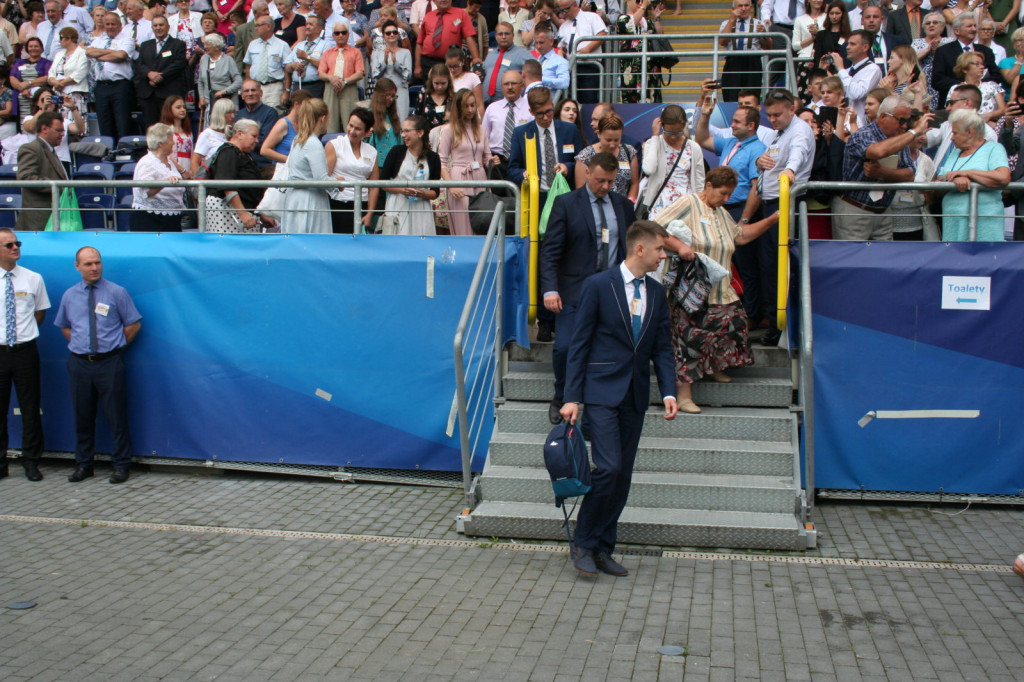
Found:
[635,140,682,220]
[538,172,570,237]
[469,164,516,235]
[649,35,679,69]
[666,255,713,314]
[378,214,400,234]
[44,187,83,232]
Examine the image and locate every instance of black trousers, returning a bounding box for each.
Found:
[725,202,763,320]
[0,340,43,464]
[68,352,131,468]
[95,79,135,142]
[576,63,601,104]
[722,54,763,103]
[330,199,358,234]
[133,211,182,232]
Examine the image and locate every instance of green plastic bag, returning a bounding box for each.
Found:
[538,173,570,238]
[44,187,83,232]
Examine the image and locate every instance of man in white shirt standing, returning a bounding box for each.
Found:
[760,0,803,85]
[482,69,533,175]
[38,0,72,61]
[244,15,293,113]
[555,0,606,104]
[86,12,136,142]
[830,29,882,126]
[118,0,154,50]
[0,230,50,483]
[286,15,330,98]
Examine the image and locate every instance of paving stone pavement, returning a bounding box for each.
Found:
[2,461,1023,681]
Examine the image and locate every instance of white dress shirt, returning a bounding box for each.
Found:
[37,20,71,61]
[482,96,533,155]
[92,33,136,81]
[839,58,882,126]
[759,115,815,201]
[0,265,49,345]
[557,11,606,55]
[118,18,154,48]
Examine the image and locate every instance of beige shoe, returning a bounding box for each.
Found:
[678,399,702,414]
[710,371,732,383]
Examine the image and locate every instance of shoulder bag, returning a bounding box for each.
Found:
[635,139,682,220]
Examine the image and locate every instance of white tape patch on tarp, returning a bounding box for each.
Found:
[858,409,981,428]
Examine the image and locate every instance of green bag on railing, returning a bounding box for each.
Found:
[538,173,570,238]
[44,187,83,232]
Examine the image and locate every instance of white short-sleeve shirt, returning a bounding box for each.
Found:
[0,265,50,344]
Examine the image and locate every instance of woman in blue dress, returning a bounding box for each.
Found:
[281,98,335,234]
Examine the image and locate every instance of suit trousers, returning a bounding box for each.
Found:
[140,95,166,130]
[68,352,132,468]
[551,303,576,402]
[575,63,600,104]
[758,199,782,321]
[0,340,43,464]
[535,190,555,332]
[726,202,762,321]
[95,79,135,142]
[574,400,646,553]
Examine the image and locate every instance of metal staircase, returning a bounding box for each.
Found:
[461,341,816,551]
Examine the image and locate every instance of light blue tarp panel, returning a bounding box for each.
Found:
[19,233,528,471]
[808,241,1024,495]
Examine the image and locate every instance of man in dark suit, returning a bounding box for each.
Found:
[886,0,924,46]
[860,5,906,75]
[133,15,187,127]
[16,111,68,230]
[541,152,636,425]
[932,12,1005,108]
[509,86,584,343]
[560,220,678,577]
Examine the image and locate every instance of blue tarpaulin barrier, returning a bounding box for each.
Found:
[16,233,528,472]
[810,241,1024,495]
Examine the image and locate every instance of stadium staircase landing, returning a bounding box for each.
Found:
[659,0,736,98]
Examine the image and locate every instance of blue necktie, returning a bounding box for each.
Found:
[4,271,15,346]
[88,284,98,354]
[737,19,745,51]
[631,278,642,343]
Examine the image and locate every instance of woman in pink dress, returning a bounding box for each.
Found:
[438,89,490,236]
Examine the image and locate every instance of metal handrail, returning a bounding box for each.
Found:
[566,32,797,102]
[452,201,507,505]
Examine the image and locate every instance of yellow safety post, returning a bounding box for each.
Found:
[523,133,540,324]
[776,173,790,332]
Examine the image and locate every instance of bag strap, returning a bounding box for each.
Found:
[649,139,683,206]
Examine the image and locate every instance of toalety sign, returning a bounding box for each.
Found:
[941,276,991,311]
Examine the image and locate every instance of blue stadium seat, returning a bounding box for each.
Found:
[74,161,116,180]
[0,193,20,229]
[114,163,136,202]
[78,193,116,230]
[0,164,19,195]
[116,194,133,231]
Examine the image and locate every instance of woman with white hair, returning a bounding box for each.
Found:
[197,31,242,113]
[937,108,1011,241]
[46,27,89,114]
[203,118,270,232]
[192,97,236,168]
[132,122,186,232]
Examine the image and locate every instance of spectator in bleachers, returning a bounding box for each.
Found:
[15,110,67,229]
[887,0,923,46]
[367,76,401,167]
[0,69,14,141]
[557,97,586,142]
[273,0,306,45]
[830,29,881,126]
[368,1,411,50]
[932,12,1005,109]
[231,0,266,71]
[640,104,704,221]
[46,27,88,112]
[859,5,906,75]
[260,87,309,165]
[438,88,489,236]
[213,0,235,35]
[414,61,452,132]
[295,0,313,18]
[379,115,441,235]
[161,94,193,176]
[951,50,1007,126]
[145,0,167,22]
[977,18,1007,63]
[235,78,279,173]
[863,86,887,125]
[482,21,529,106]
[309,0,343,49]
[499,0,529,47]
[718,0,771,103]
[281,97,334,233]
[819,75,853,140]
[618,0,667,104]
[937,108,1010,241]
[522,58,543,94]
[793,0,826,62]
[445,45,482,118]
[244,13,292,113]
[574,112,637,200]
[414,0,481,82]
[10,36,51,121]
[202,118,268,231]
[531,22,568,101]
[482,69,531,173]
[23,85,83,165]
[803,106,845,240]
[197,31,242,112]
[169,0,203,66]
[325,107,379,233]
[319,18,363,133]
[38,0,70,61]
[555,0,605,104]
[370,19,411,116]
[339,0,367,49]
[120,0,154,49]
[880,45,926,109]
[85,6,108,46]
[285,15,328,97]
[131,122,186,232]
[889,114,939,241]
[133,15,187,127]
[19,3,46,47]
[464,0,488,63]
[812,1,850,69]
[998,26,1024,85]
[192,96,235,165]
[87,14,136,143]
[805,67,828,111]
[520,0,557,49]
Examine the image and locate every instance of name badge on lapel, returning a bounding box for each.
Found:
[161,51,172,58]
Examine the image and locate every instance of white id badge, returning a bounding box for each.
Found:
[601,228,609,243]
[95,303,110,317]
[630,298,641,315]
[618,160,630,170]
[471,161,481,170]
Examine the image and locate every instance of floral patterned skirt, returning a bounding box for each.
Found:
[670,300,753,384]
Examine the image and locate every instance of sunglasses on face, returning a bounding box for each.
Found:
[383,30,398,35]
[3,241,22,249]
[334,30,348,35]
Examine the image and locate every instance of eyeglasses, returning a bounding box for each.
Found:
[2,241,22,249]
[946,97,967,106]
[767,90,795,103]
[533,107,555,117]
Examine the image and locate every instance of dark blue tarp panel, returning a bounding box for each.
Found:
[810,241,1024,495]
[16,233,528,472]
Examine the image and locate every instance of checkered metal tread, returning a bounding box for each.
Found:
[479,466,799,513]
[487,432,793,475]
[508,343,791,368]
[495,402,794,441]
[464,502,808,550]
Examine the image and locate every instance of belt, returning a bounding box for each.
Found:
[72,347,123,362]
[0,339,35,352]
[773,23,793,29]
[260,79,283,85]
[96,78,128,83]
[841,195,887,214]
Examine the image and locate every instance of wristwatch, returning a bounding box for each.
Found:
[740,218,750,224]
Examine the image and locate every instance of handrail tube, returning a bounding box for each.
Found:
[797,199,815,518]
[968,184,979,242]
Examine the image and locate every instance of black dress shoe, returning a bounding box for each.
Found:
[572,547,597,577]
[68,467,94,482]
[548,399,564,425]
[761,328,781,347]
[0,463,8,479]
[594,552,629,577]
[22,460,42,482]
[537,325,553,342]
[109,468,130,484]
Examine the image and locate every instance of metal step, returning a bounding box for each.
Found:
[503,364,792,408]
[479,465,797,514]
[487,432,793,476]
[495,402,793,441]
[463,501,808,551]
[508,341,790,368]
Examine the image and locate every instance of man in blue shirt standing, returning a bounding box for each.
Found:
[54,247,142,484]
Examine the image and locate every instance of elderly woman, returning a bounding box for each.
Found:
[937,109,1011,241]
[914,12,955,111]
[10,36,51,121]
[319,18,364,133]
[950,51,1006,125]
[192,97,235,166]
[46,27,89,113]
[203,118,268,232]
[370,20,411,118]
[170,0,204,62]
[640,104,704,221]
[574,112,638,199]
[656,166,780,414]
[132,123,186,232]
[273,0,306,45]
[197,32,241,112]
[999,26,1024,83]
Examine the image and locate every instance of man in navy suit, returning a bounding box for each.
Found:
[932,12,1005,108]
[509,86,585,343]
[541,152,636,424]
[560,221,678,577]
[133,15,187,128]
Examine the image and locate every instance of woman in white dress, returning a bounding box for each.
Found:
[640,104,704,221]
[379,115,442,235]
[325,108,380,234]
[369,20,412,117]
[281,98,335,234]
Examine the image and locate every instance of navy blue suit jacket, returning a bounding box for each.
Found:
[507,119,585,187]
[563,267,676,413]
[540,186,636,308]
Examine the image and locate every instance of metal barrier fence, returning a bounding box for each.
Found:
[0,179,521,236]
[567,32,796,103]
